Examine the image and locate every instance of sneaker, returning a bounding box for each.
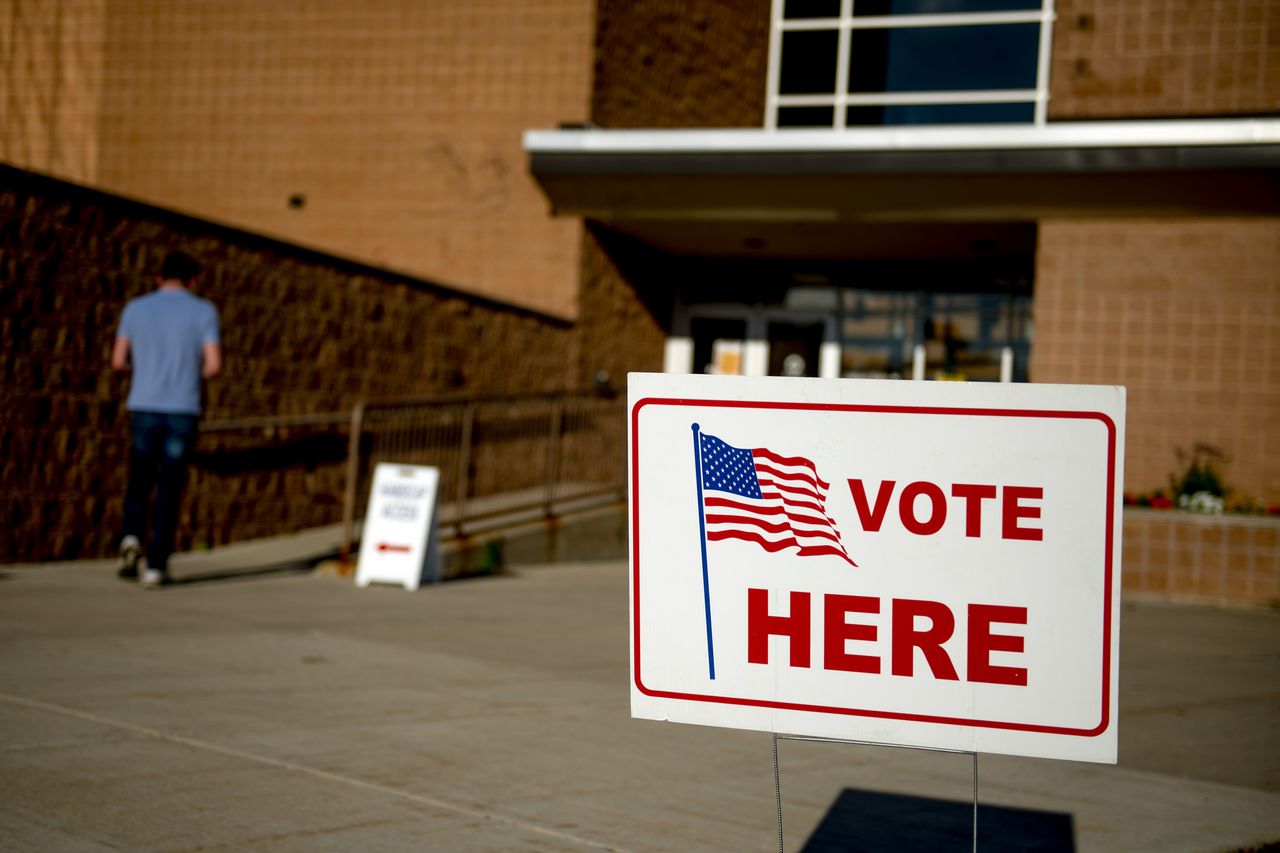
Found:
[118,535,143,580]
[141,567,170,589]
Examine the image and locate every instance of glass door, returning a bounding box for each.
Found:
[689,314,750,375]
[766,319,825,377]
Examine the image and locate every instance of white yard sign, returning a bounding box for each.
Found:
[629,373,1125,763]
[356,463,441,591]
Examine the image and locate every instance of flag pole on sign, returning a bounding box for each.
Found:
[691,423,716,680]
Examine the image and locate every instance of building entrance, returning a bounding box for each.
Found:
[767,320,823,378]
[666,258,1033,382]
[690,315,749,375]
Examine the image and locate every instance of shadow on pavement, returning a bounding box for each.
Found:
[800,787,1075,852]
[165,561,320,587]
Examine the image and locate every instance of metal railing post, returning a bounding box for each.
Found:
[454,402,475,536]
[544,396,565,518]
[340,401,367,571]
[1000,345,1014,383]
[202,390,627,565]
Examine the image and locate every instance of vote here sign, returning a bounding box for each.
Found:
[629,372,1125,763]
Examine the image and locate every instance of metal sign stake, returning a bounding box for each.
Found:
[772,734,979,853]
[972,751,979,852]
[773,733,784,853]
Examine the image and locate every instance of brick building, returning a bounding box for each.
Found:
[2,1,1278,589]
[1,0,600,561]
[523,0,1280,602]
[528,0,1280,502]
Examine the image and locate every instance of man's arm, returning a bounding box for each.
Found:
[111,337,131,372]
[202,341,222,379]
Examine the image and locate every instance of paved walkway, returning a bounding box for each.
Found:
[0,547,1276,852]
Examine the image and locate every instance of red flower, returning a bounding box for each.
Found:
[1150,495,1173,510]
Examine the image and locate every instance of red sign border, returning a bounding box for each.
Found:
[631,396,1118,738]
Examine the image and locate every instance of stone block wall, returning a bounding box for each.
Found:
[0,165,581,562]
[575,226,672,389]
[576,1,772,383]
[591,0,770,129]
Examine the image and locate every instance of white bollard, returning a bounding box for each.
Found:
[1000,346,1014,383]
[912,344,926,381]
[663,336,694,374]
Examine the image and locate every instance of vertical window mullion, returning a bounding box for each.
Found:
[1033,0,1056,125]
[834,0,854,130]
[766,0,786,130]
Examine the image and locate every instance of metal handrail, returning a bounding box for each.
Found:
[200,389,626,567]
[201,389,617,433]
[340,388,625,564]
[202,412,351,431]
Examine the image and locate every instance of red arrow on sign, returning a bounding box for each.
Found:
[377,543,411,553]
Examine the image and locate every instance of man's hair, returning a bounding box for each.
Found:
[159,250,201,283]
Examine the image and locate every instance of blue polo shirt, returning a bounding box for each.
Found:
[117,289,220,416]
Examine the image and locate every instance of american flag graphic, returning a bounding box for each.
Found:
[698,431,856,567]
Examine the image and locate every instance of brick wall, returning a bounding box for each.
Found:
[0,0,107,182]
[1050,0,1280,118]
[1123,509,1279,606]
[588,0,1280,127]
[0,166,580,562]
[1,0,593,318]
[1032,219,1280,505]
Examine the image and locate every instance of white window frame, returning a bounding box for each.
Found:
[765,0,1057,130]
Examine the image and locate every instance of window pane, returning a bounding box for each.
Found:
[838,287,1033,381]
[848,24,1039,92]
[853,0,1041,14]
[767,322,823,377]
[777,105,836,127]
[846,101,1035,125]
[779,30,840,95]
[690,317,748,376]
[840,289,913,378]
[784,0,841,18]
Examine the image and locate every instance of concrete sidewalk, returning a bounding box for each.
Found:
[0,552,1276,852]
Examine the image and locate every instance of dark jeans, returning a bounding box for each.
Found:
[121,411,198,571]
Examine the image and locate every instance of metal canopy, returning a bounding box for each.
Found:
[524,120,1280,245]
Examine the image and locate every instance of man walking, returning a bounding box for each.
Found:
[112,250,221,587]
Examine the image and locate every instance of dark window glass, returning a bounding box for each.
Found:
[767,322,824,377]
[838,288,1034,382]
[854,0,1040,13]
[846,101,1035,125]
[690,317,748,376]
[777,106,837,127]
[784,0,841,18]
[848,24,1039,92]
[779,30,840,94]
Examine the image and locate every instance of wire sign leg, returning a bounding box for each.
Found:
[971,751,979,852]
[771,735,979,852]
[773,733,785,853]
